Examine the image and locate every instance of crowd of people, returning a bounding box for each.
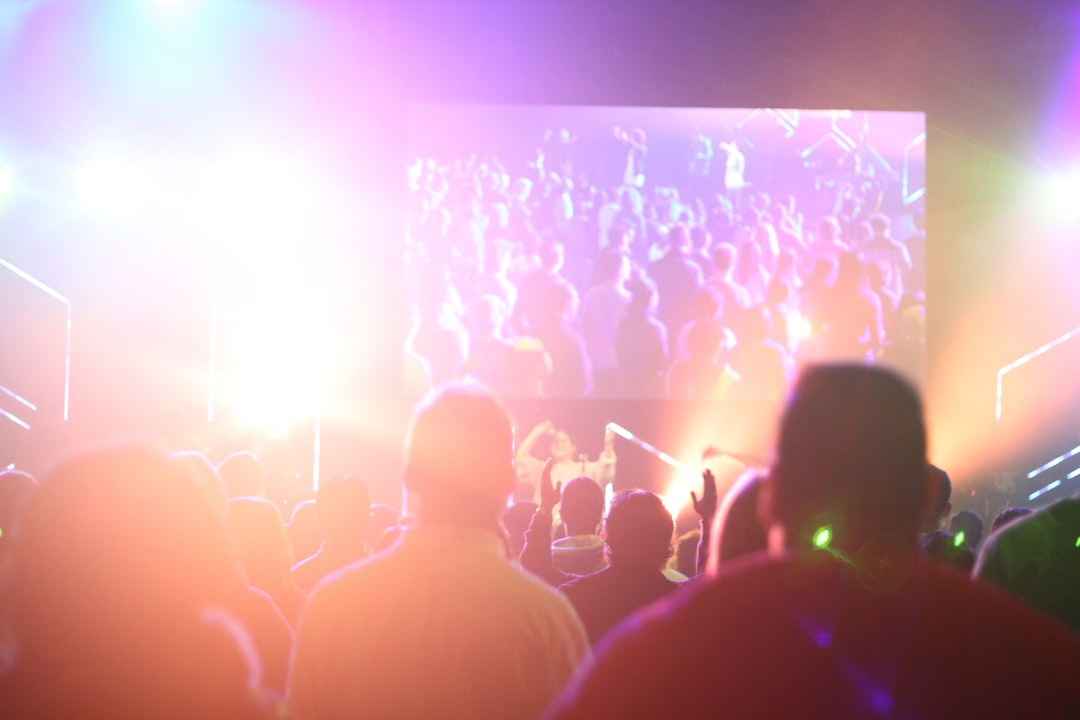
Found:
[2,362,1080,718]
[405,121,926,401]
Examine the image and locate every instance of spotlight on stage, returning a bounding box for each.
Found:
[606,422,763,518]
[1038,171,1080,224]
[75,153,148,222]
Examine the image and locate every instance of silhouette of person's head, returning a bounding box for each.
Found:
[502,501,539,559]
[990,506,1031,533]
[5,446,267,718]
[948,509,984,549]
[560,476,605,536]
[626,277,658,314]
[169,450,226,515]
[765,364,928,554]
[921,530,975,571]
[603,490,674,569]
[226,497,293,590]
[710,471,769,570]
[217,451,265,499]
[711,243,737,277]
[316,473,371,548]
[288,499,322,562]
[403,383,515,527]
[549,429,579,463]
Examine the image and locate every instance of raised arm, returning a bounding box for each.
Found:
[517,420,555,466]
[519,458,569,587]
[691,469,718,576]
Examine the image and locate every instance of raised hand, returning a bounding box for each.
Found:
[539,457,563,514]
[691,469,718,525]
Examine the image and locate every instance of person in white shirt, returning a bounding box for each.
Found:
[515,420,615,504]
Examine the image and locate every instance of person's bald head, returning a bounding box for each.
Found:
[403,383,515,525]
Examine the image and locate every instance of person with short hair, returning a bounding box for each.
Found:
[289,384,589,720]
[547,365,1080,720]
[558,489,682,645]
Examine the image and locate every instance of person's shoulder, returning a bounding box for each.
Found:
[558,566,608,595]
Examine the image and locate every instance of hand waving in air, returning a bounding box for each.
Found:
[691,469,718,526]
[539,458,563,515]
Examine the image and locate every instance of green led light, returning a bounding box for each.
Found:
[813,525,832,549]
[954,531,965,548]
[1075,536,1080,548]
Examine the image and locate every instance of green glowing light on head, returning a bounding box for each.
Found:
[813,525,832,549]
[954,531,965,548]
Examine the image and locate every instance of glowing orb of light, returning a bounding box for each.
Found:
[813,525,832,549]
[1039,171,1080,224]
[75,153,148,222]
[0,167,14,200]
[788,310,813,343]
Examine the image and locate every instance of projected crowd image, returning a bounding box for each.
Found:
[404,105,926,401]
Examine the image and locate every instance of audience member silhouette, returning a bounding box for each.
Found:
[581,249,632,396]
[975,497,1080,633]
[948,508,985,550]
[521,466,606,586]
[531,279,591,397]
[710,470,769,568]
[648,223,704,343]
[287,499,323,567]
[547,364,1080,720]
[0,447,276,719]
[228,497,307,626]
[218,450,266,499]
[558,490,683,645]
[613,276,668,398]
[990,505,1032,533]
[502,501,540,565]
[666,320,738,400]
[288,384,589,720]
[920,530,976,571]
[292,473,372,593]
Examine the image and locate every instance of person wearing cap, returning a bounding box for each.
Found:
[288,383,589,720]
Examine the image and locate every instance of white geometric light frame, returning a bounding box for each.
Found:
[0,256,71,428]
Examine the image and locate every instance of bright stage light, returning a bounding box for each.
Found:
[193,147,334,248]
[1038,171,1080,223]
[789,311,812,341]
[75,153,148,221]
